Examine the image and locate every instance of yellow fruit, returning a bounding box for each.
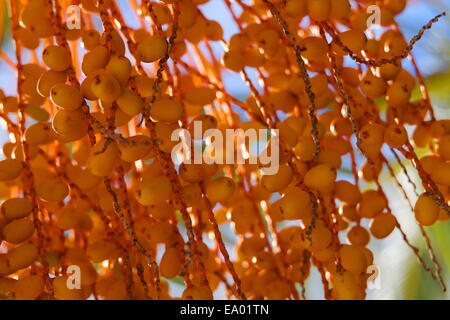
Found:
[437,134,450,161]
[307,0,331,22]
[87,139,120,177]
[179,163,203,183]
[36,179,69,202]
[285,0,307,17]
[53,276,84,300]
[135,176,173,206]
[118,135,153,162]
[261,164,293,192]
[12,275,44,300]
[304,164,337,194]
[205,20,224,41]
[2,96,19,113]
[182,184,203,207]
[150,96,184,123]
[148,203,175,220]
[25,123,53,146]
[50,84,83,110]
[205,177,235,203]
[160,247,182,278]
[87,239,120,263]
[334,180,361,205]
[52,109,88,141]
[279,188,311,220]
[357,190,387,218]
[330,0,350,19]
[340,244,368,274]
[137,35,168,63]
[17,27,39,50]
[37,70,67,97]
[304,225,332,251]
[134,75,165,98]
[82,29,101,50]
[1,198,33,220]
[299,37,328,60]
[101,29,126,56]
[386,81,411,108]
[331,271,360,300]
[82,46,109,75]
[0,277,16,298]
[106,56,132,85]
[414,193,440,226]
[2,218,34,244]
[42,45,72,72]
[222,50,245,72]
[183,87,217,106]
[384,124,408,148]
[0,159,23,181]
[116,88,144,116]
[91,71,122,103]
[182,286,213,300]
[7,243,39,271]
[347,225,370,246]
[370,213,396,239]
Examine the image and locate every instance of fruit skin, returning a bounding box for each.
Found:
[0,159,23,181]
[118,135,153,162]
[384,124,408,148]
[50,84,83,110]
[357,190,386,218]
[261,164,293,192]
[150,96,184,123]
[160,247,182,278]
[304,164,337,194]
[53,276,84,300]
[37,70,67,97]
[370,213,396,239]
[82,46,109,75]
[307,0,331,22]
[90,71,122,103]
[87,239,120,263]
[339,244,368,275]
[106,56,132,85]
[279,188,311,220]
[52,109,88,141]
[82,30,101,50]
[184,87,217,106]
[35,179,69,202]
[1,218,35,244]
[7,243,39,272]
[25,123,53,146]
[414,193,440,226]
[116,88,144,116]
[182,286,213,300]
[334,180,361,205]
[347,225,370,246]
[1,198,33,220]
[42,46,72,72]
[135,176,173,206]
[331,271,361,300]
[12,275,44,300]
[137,35,168,63]
[205,177,235,203]
[87,139,120,177]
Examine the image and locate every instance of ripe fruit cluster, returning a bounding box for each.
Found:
[0,0,448,300]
